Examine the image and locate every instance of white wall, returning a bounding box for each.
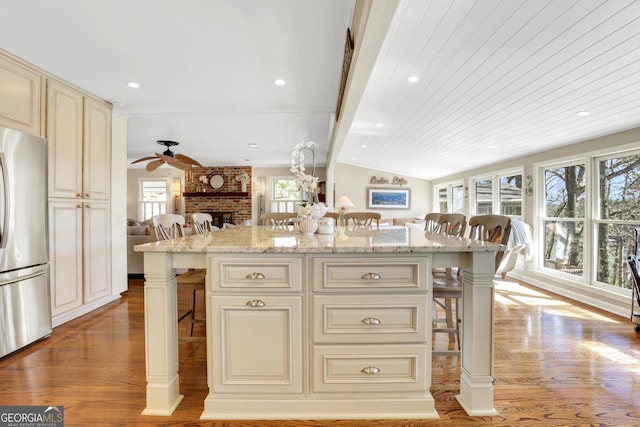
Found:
[334,163,431,222]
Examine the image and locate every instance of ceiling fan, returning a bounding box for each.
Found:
[131,140,203,171]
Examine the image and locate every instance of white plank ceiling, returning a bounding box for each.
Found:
[342,0,640,179]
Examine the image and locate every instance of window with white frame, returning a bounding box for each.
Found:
[539,149,640,291]
[471,171,523,218]
[138,179,168,221]
[433,181,464,213]
[594,151,640,289]
[269,176,300,213]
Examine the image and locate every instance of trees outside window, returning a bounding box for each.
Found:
[138,179,167,221]
[270,177,300,213]
[542,163,585,277]
[540,150,640,290]
[595,153,640,289]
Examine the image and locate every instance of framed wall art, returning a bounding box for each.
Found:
[367,188,411,209]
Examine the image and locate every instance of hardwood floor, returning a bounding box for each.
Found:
[1,277,639,426]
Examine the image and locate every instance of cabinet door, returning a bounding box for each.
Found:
[49,200,83,316]
[0,53,42,135]
[83,202,111,302]
[47,79,83,199]
[211,295,303,394]
[83,98,111,200]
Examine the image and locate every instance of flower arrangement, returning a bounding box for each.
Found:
[235,172,249,183]
[290,141,327,219]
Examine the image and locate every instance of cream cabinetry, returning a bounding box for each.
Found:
[49,200,111,318]
[208,255,303,395]
[310,255,430,395]
[46,78,114,325]
[204,252,433,418]
[0,50,42,135]
[47,79,111,200]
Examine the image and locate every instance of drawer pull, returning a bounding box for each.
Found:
[361,317,381,325]
[246,299,265,307]
[361,272,381,280]
[246,272,266,280]
[361,366,380,375]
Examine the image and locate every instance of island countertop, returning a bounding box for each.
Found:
[133,225,503,254]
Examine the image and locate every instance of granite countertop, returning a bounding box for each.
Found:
[134,225,504,254]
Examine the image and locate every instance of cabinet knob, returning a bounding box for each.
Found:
[361,317,381,325]
[245,272,266,280]
[85,204,91,209]
[85,193,90,198]
[76,193,82,198]
[361,366,380,375]
[246,299,265,307]
[361,272,381,280]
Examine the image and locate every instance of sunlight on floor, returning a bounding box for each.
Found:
[494,279,618,323]
[582,341,640,376]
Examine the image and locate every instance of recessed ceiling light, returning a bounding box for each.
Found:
[351,157,357,161]
[361,144,368,149]
[487,145,496,149]
[407,75,419,83]
[248,143,258,148]
[576,111,591,117]
[127,81,139,88]
[274,79,286,86]
[375,122,384,127]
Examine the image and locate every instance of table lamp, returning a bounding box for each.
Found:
[336,195,354,225]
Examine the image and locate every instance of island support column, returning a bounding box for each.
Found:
[456,250,499,416]
[141,252,184,415]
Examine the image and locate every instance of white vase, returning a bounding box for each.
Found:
[299,217,318,235]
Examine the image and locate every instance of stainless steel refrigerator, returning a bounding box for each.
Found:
[0,126,51,358]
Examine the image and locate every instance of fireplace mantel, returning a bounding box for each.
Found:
[183,192,248,198]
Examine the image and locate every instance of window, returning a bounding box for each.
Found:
[138,179,168,220]
[471,171,523,217]
[434,182,464,213]
[594,152,640,289]
[541,162,586,277]
[270,177,300,213]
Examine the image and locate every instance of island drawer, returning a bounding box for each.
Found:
[312,344,427,393]
[312,295,428,343]
[311,256,429,292]
[208,254,303,292]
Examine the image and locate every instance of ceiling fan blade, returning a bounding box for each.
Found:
[175,153,203,167]
[131,155,159,164]
[146,159,165,171]
[156,153,179,163]
[171,160,196,171]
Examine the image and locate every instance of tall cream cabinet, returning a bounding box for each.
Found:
[0,49,122,327]
[0,51,43,135]
[47,79,114,324]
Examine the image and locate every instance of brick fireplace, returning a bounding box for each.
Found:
[183,166,252,226]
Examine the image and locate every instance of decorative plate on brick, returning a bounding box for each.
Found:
[209,174,224,189]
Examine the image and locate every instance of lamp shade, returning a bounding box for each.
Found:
[336,195,354,208]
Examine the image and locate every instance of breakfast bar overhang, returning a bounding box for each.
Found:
[135,226,503,420]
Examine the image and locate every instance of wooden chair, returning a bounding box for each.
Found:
[344,212,381,227]
[432,214,510,355]
[424,212,442,232]
[323,212,340,225]
[151,214,206,342]
[192,212,217,234]
[260,212,296,228]
[436,213,467,237]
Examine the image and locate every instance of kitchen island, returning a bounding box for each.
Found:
[135,225,502,420]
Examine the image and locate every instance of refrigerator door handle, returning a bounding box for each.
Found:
[0,268,45,286]
[0,152,7,249]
